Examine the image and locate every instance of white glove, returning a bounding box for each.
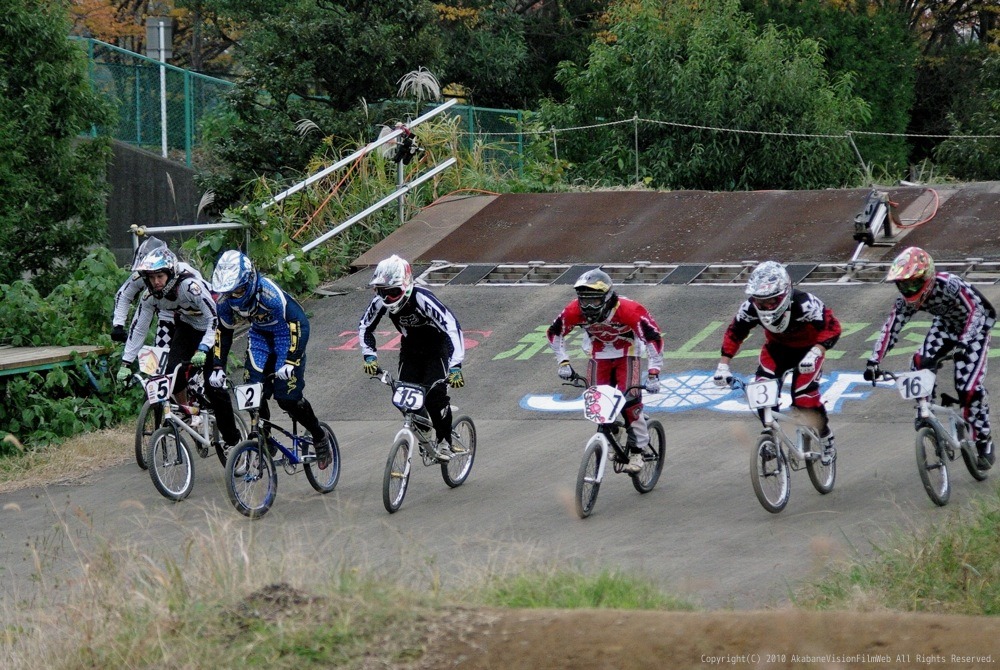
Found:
[209,368,227,388]
[645,373,661,394]
[276,363,295,381]
[713,363,733,388]
[798,346,824,374]
[557,360,574,380]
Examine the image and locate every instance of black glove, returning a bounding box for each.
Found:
[863,359,881,384]
[110,325,127,343]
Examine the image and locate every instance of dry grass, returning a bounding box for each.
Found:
[0,426,131,494]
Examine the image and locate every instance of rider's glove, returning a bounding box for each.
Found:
[110,324,127,343]
[798,345,823,374]
[447,366,465,388]
[276,363,295,381]
[558,360,575,380]
[209,367,227,388]
[363,355,379,376]
[190,348,207,368]
[645,368,661,394]
[863,358,881,383]
[116,365,132,384]
[713,363,733,388]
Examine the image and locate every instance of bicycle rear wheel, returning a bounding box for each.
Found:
[960,441,989,482]
[575,439,604,519]
[383,437,412,513]
[305,422,341,493]
[225,439,277,519]
[806,440,836,495]
[441,415,476,488]
[147,426,194,501]
[750,434,790,513]
[632,419,665,493]
[915,426,950,506]
[134,401,163,470]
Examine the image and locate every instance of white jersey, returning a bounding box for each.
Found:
[122,272,218,363]
[112,261,202,327]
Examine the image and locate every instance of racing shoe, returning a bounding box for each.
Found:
[314,433,333,470]
[433,440,453,462]
[623,450,644,474]
[976,436,995,471]
[819,430,836,466]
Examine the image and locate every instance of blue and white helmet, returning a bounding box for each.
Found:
[136,247,179,298]
[131,236,167,271]
[212,250,259,316]
[745,261,792,333]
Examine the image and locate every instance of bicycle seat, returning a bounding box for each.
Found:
[941,392,960,408]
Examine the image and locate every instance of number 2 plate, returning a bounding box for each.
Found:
[234,383,264,410]
[894,369,936,400]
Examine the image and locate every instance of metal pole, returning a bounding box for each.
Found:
[158,21,168,158]
[397,161,405,223]
[262,98,458,209]
[634,113,640,184]
[294,158,457,258]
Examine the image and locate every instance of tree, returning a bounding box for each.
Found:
[541,0,870,190]
[933,55,1000,180]
[0,1,113,293]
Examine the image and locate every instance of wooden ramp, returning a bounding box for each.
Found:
[0,345,109,378]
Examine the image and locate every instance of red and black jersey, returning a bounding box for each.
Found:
[548,296,664,370]
[721,289,840,358]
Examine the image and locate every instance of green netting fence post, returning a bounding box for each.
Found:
[467,105,475,153]
[184,70,192,166]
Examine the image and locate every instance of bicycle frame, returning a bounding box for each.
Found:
[376,369,447,466]
[884,369,972,459]
[738,377,824,468]
[144,362,217,455]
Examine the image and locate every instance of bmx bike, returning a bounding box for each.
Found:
[143,360,249,501]
[223,382,341,519]
[874,363,988,506]
[565,373,665,519]
[732,376,836,514]
[371,369,477,514]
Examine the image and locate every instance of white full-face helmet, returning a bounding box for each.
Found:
[745,261,792,333]
[369,255,414,314]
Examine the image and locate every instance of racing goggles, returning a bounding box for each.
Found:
[896,277,925,297]
[376,286,404,303]
[228,285,248,300]
[751,293,784,311]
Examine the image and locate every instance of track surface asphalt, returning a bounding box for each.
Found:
[4,274,1000,611]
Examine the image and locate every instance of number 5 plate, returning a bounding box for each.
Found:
[745,379,779,409]
[894,369,936,400]
[234,383,264,410]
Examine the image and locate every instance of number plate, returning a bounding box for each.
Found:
[894,369,936,400]
[745,379,779,409]
[144,376,171,404]
[137,346,168,376]
[582,385,625,424]
[392,384,426,412]
[234,383,264,410]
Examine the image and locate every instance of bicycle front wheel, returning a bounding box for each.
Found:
[632,419,665,494]
[750,434,790,513]
[147,426,195,501]
[383,437,412,513]
[134,401,163,470]
[441,415,476,488]
[225,439,277,519]
[305,422,341,494]
[575,439,604,519]
[915,426,950,506]
[806,442,836,495]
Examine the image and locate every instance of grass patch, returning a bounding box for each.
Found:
[797,488,1000,615]
[478,567,696,611]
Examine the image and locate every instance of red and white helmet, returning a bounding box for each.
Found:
[745,261,792,333]
[886,246,935,306]
[369,255,414,314]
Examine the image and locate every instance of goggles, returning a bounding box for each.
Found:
[896,277,925,297]
[751,293,784,311]
[376,286,404,303]
[229,285,248,300]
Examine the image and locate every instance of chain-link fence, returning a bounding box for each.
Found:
[449,104,524,173]
[73,37,233,167]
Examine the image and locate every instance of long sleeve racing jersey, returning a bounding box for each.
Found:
[216,276,309,369]
[547,297,664,370]
[122,272,218,363]
[721,289,841,357]
[112,262,202,328]
[358,286,465,368]
[870,272,996,362]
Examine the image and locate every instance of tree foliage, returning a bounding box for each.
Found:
[540,0,870,190]
[933,55,1000,180]
[0,0,113,293]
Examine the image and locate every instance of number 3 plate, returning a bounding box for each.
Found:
[745,379,779,409]
[894,369,936,400]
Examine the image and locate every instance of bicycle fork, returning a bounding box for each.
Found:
[584,433,611,484]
